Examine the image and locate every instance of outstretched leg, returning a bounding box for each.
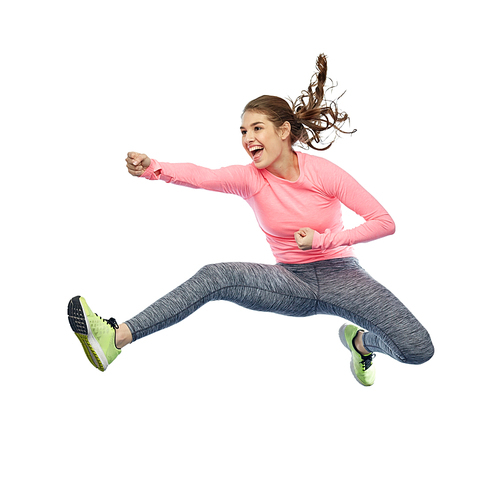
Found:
[124,262,319,342]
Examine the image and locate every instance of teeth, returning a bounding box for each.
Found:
[249,145,263,152]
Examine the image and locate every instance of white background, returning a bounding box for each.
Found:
[1,0,498,498]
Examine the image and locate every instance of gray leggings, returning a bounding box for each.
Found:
[125,257,434,364]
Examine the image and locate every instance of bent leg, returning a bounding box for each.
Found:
[312,259,434,365]
[125,262,318,342]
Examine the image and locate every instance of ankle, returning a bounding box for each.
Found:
[354,330,370,356]
[115,323,132,349]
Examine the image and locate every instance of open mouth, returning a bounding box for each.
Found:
[249,145,264,161]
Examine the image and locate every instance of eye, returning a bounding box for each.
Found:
[241,130,247,135]
[254,126,262,131]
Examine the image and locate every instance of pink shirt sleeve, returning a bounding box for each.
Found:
[311,164,396,251]
[141,159,263,200]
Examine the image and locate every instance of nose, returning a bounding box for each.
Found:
[244,130,254,144]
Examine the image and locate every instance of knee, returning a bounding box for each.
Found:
[196,263,226,280]
[191,264,228,293]
[195,262,239,288]
[197,263,218,275]
[403,335,435,365]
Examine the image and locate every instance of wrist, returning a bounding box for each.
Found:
[312,231,322,250]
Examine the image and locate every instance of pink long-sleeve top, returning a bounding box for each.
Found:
[141,151,395,264]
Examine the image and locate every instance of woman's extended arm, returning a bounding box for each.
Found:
[125,152,263,200]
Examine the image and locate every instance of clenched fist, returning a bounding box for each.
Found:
[294,227,314,251]
[126,152,151,176]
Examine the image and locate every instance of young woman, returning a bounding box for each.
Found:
[68,54,434,386]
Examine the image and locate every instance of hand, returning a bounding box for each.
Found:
[294,227,314,251]
[126,152,151,177]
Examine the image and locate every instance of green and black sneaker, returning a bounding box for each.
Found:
[339,323,376,386]
[68,296,121,371]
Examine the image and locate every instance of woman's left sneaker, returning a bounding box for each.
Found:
[67,296,121,371]
[339,323,376,386]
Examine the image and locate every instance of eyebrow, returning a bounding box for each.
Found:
[240,121,265,130]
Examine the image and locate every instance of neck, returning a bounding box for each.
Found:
[266,149,299,181]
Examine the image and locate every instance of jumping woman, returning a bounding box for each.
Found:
[67,54,434,386]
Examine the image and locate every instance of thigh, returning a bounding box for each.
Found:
[195,262,319,317]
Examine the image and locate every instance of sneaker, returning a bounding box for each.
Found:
[339,323,376,386]
[68,296,121,371]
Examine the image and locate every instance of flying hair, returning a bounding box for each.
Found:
[242,54,356,151]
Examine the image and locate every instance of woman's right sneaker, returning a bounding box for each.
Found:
[68,296,121,371]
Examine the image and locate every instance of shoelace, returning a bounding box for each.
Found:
[106,317,119,330]
[360,353,376,371]
[96,313,119,331]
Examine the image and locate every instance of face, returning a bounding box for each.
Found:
[240,111,289,169]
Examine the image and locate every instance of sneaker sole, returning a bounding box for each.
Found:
[68,296,108,372]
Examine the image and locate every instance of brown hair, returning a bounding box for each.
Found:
[242,54,355,151]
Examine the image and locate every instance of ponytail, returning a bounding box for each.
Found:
[243,54,355,151]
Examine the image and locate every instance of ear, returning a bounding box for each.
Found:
[280,121,292,141]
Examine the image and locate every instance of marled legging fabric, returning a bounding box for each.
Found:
[125,258,434,364]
